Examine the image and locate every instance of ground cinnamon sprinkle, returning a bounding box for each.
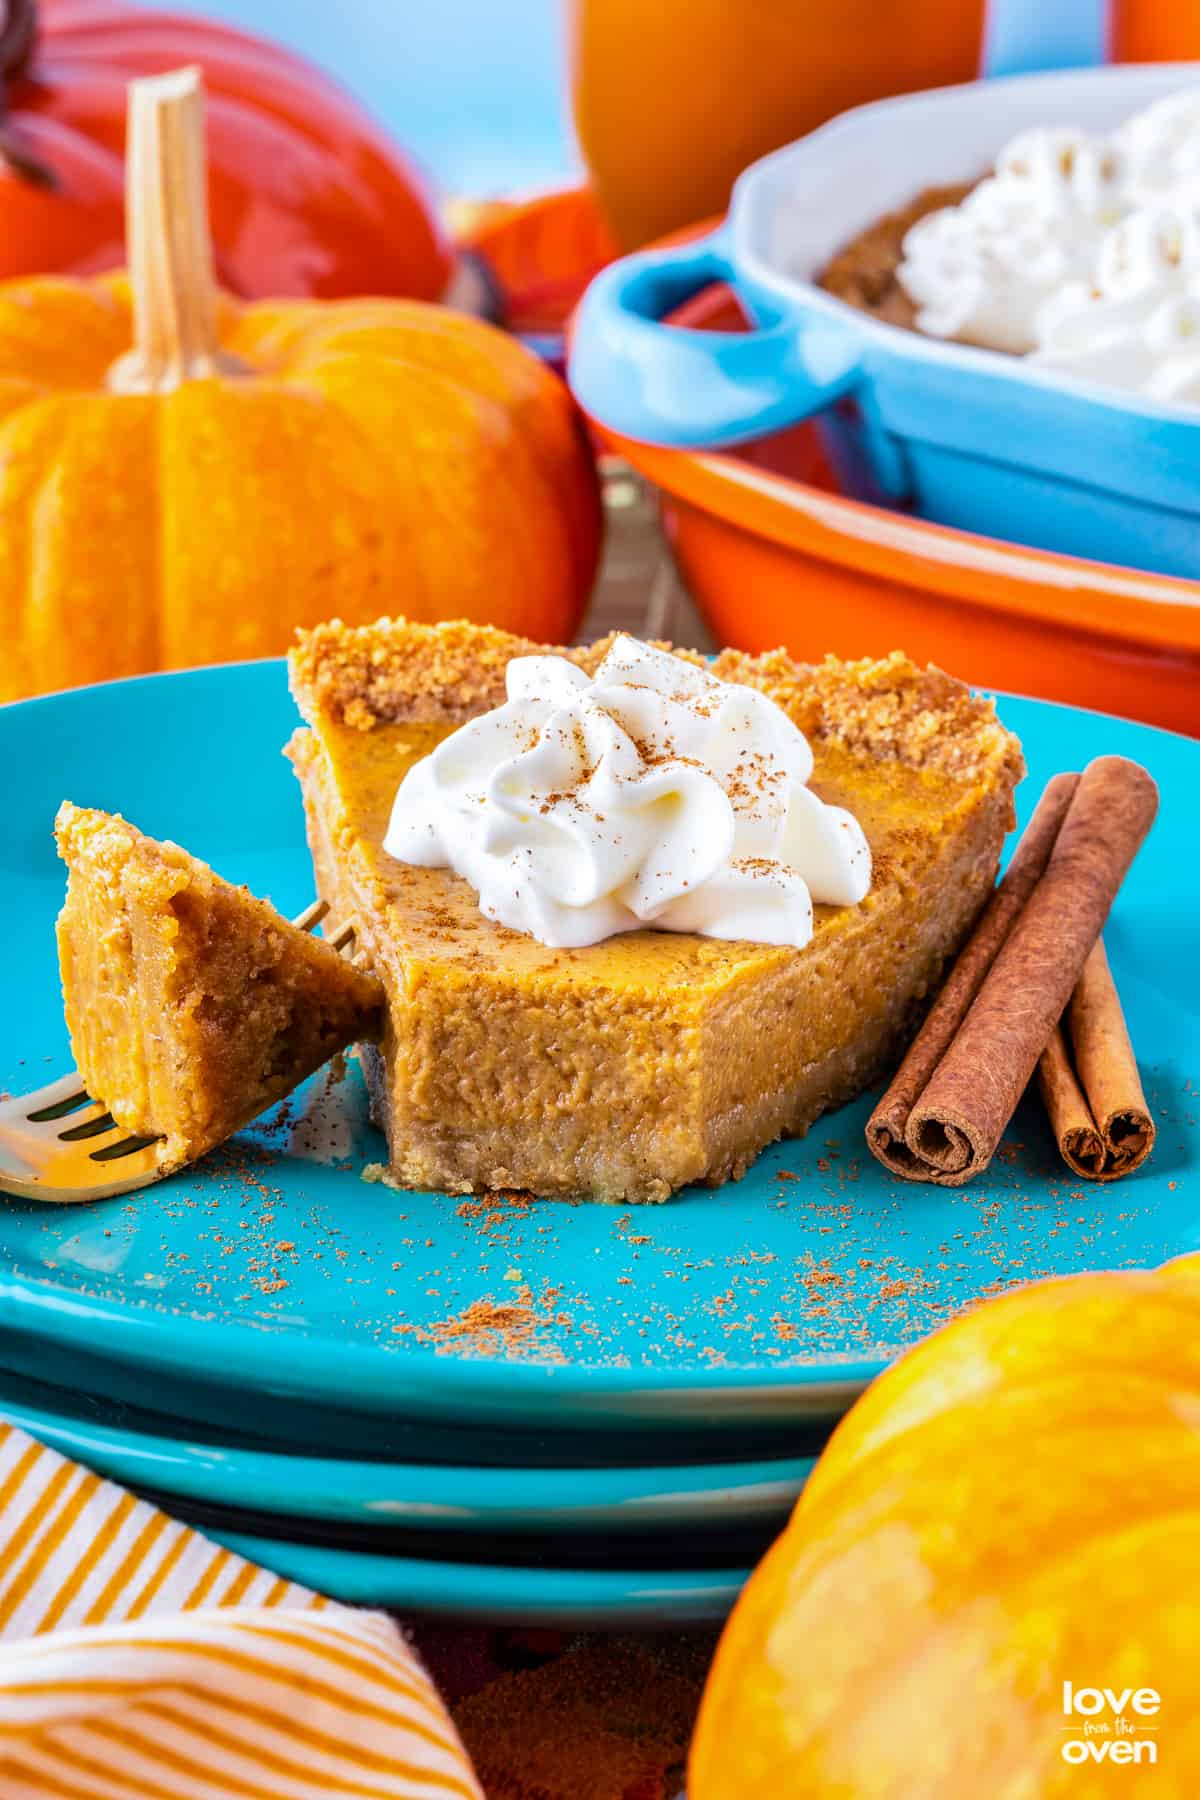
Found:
[393,1296,567,1362]
[802,1266,842,1289]
[455,1191,535,1237]
[435,1299,535,1343]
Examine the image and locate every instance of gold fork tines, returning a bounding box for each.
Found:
[0,899,355,1205]
[0,1078,163,1203]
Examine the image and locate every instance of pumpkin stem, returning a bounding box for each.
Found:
[108,67,248,395]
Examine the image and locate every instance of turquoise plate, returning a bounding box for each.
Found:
[0,1365,815,1532]
[1,664,1196,1436]
[205,1528,750,1626]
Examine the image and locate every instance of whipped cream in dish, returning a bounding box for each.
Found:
[898,128,1128,353]
[1032,205,1200,403]
[384,636,871,951]
[1116,89,1200,209]
[893,88,1200,401]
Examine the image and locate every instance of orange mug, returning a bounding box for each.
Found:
[570,0,988,249]
[570,0,1200,253]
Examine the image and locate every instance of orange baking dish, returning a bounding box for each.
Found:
[586,276,1200,738]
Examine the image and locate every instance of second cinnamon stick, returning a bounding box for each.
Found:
[1038,938,1156,1180]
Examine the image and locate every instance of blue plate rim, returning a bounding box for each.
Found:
[205,1526,750,1622]
[0,1378,817,1528]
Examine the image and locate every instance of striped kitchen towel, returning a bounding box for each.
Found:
[0,1421,482,1799]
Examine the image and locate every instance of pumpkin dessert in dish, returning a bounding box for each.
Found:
[55,804,384,1173]
[287,618,1023,1205]
[818,181,974,331]
[820,94,1200,382]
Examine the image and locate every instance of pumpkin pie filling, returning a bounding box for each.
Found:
[287,619,1023,1204]
[55,804,385,1172]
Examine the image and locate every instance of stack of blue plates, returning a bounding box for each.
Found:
[0,665,1194,1624]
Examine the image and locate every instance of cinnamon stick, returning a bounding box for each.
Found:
[1037,1025,1103,1173]
[867,756,1158,1186]
[867,772,1080,1180]
[1037,938,1156,1180]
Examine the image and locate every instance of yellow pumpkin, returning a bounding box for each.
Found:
[0,69,601,705]
[691,1256,1200,1796]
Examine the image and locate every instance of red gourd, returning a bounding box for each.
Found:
[0,0,451,300]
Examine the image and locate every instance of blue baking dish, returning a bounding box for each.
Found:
[569,62,1200,580]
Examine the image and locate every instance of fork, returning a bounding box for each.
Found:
[0,900,353,1206]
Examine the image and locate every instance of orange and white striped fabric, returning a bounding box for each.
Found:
[0,1422,482,1799]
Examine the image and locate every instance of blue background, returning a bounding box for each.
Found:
[172,0,580,196]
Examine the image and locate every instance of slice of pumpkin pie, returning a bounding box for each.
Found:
[55,804,384,1172]
[287,619,1023,1204]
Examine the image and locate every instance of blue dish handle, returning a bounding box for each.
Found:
[568,225,862,450]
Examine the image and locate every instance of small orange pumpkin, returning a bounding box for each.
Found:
[691,1256,1200,1796]
[0,68,602,704]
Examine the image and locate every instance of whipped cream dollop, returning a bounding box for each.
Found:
[1116,88,1200,208]
[1032,204,1200,402]
[897,127,1128,353]
[384,636,871,951]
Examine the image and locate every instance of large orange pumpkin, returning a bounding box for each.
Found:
[0,0,451,300]
[0,68,602,704]
[691,1256,1200,1796]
